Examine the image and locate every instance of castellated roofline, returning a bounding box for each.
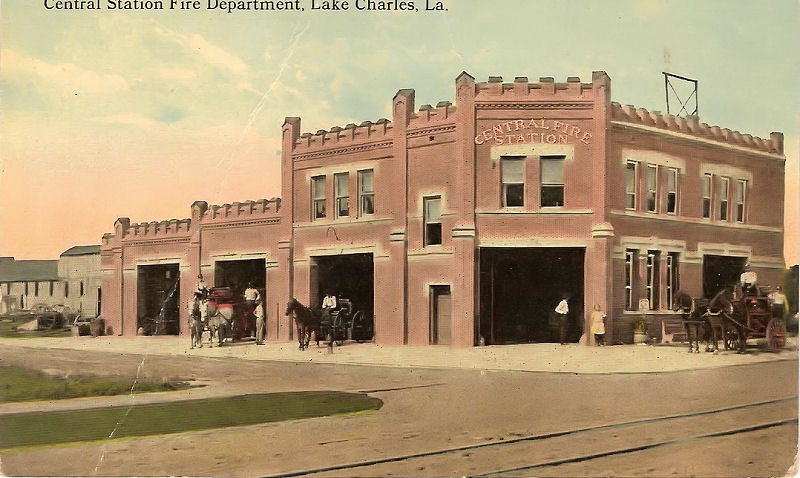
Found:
[611,102,784,155]
[102,198,282,244]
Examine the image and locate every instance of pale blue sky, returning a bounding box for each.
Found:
[1,0,798,261]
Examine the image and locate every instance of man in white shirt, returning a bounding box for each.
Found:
[254,301,266,345]
[244,283,261,307]
[768,286,788,320]
[555,297,569,345]
[321,292,337,325]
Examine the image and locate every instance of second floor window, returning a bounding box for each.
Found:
[49,281,54,296]
[34,282,39,296]
[646,164,657,212]
[625,161,637,210]
[702,174,712,219]
[719,177,729,222]
[666,168,678,214]
[311,176,326,220]
[501,157,524,207]
[423,196,442,246]
[335,173,349,218]
[736,180,746,223]
[541,155,565,207]
[358,169,374,216]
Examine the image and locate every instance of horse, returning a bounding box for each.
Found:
[674,290,719,353]
[285,298,323,350]
[189,297,204,349]
[200,300,233,347]
[710,287,745,353]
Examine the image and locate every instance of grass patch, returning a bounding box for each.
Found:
[0,366,191,403]
[0,319,70,338]
[0,392,383,449]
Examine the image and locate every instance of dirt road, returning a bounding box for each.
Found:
[0,344,796,477]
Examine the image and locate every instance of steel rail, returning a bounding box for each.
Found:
[260,396,797,478]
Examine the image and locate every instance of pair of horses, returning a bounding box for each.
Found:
[673,289,735,353]
[189,299,234,348]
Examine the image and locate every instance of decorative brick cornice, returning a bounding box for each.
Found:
[123,237,191,247]
[476,102,593,110]
[201,218,280,230]
[407,124,456,137]
[293,140,394,161]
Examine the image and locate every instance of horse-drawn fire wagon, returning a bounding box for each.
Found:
[321,298,373,346]
[206,287,255,341]
[721,287,786,353]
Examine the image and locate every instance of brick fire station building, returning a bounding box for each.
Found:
[101,71,786,345]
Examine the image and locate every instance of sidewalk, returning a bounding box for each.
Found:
[1,335,796,374]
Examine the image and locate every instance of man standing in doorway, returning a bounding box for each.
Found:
[254,300,266,345]
[555,296,569,345]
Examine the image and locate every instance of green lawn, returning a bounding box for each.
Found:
[0,392,383,449]
[0,366,191,403]
[0,319,70,338]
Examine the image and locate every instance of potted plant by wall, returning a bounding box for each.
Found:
[633,315,648,344]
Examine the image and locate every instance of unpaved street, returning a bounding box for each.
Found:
[0,344,796,477]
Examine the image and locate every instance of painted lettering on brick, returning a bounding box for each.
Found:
[474,119,591,146]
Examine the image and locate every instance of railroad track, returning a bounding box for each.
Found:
[262,396,798,477]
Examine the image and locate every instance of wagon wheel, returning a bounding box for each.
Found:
[724,326,741,351]
[766,318,786,352]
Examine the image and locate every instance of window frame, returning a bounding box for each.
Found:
[423,196,443,247]
[49,281,54,296]
[646,164,658,213]
[540,155,566,208]
[358,169,375,217]
[736,179,746,223]
[34,282,39,297]
[666,167,678,215]
[625,161,637,210]
[719,177,730,222]
[65,281,70,298]
[702,174,712,219]
[334,172,350,218]
[625,249,637,311]
[646,250,660,310]
[665,252,679,310]
[311,175,326,221]
[501,156,525,208]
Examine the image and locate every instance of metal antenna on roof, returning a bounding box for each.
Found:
[663,72,698,117]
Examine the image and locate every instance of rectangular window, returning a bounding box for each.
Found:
[5,283,9,294]
[24,282,28,296]
[358,169,374,216]
[65,281,69,298]
[311,175,326,220]
[736,180,746,223]
[625,161,637,210]
[646,164,658,212]
[34,282,39,297]
[702,174,712,219]
[666,168,678,214]
[665,252,679,310]
[334,173,349,218]
[49,281,54,296]
[423,196,442,246]
[541,155,565,207]
[80,281,85,297]
[646,251,660,310]
[625,249,637,310]
[501,157,525,207]
[719,177,729,221]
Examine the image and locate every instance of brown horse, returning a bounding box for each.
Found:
[674,290,720,353]
[285,298,323,350]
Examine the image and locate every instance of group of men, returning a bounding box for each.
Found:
[189,275,267,345]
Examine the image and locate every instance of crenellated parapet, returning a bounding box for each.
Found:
[472,75,596,102]
[200,198,281,223]
[407,101,457,132]
[292,119,394,157]
[611,102,784,155]
[126,218,193,238]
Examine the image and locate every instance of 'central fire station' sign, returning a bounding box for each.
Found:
[474,119,592,146]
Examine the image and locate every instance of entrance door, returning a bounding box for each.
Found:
[430,285,451,345]
[702,255,746,298]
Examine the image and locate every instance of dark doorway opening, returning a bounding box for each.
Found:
[430,285,451,345]
[214,259,266,300]
[479,247,584,344]
[310,253,374,340]
[703,255,746,298]
[137,264,180,335]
